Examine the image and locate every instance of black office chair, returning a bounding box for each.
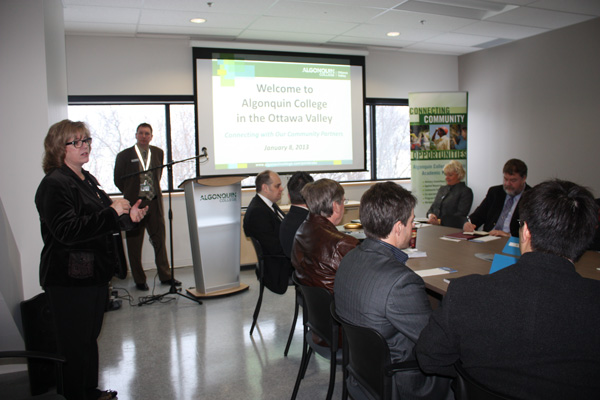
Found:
[330,303,421,400]
[248,236,288,336]
[290,275,342,400]
[453,362,512,400]
[283,282,302,356]
[20,293,60,395]
[0,351,66,399]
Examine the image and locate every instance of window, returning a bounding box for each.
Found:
[68,96,410,193]
[68,97,196,194]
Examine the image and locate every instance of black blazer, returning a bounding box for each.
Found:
[279,205,309,259]
[469,184,531,236]
[416,251,600,399]
[243,195,292,294]
[426,182,473,228]
[35,165,134,287]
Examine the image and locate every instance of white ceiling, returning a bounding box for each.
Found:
[62,0,600,55]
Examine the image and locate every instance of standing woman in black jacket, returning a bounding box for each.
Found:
[35,120,147,400]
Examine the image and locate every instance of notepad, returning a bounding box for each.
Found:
[471,235,501,243]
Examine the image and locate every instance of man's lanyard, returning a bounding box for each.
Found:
[134,145,152,171]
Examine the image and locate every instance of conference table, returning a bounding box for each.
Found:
[402,225,600,300]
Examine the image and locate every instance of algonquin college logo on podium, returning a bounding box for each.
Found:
[408,92,468,217]
[198,192,238,203]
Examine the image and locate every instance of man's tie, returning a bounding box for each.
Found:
[494,195,514,230]
[272,203,284,221]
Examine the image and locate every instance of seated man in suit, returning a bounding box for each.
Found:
[335,182,452,400]
[279,171,314,259]
[292,179,359,293]
[417,179,600,399]
[243,170,293,294]
[463,158,530,237]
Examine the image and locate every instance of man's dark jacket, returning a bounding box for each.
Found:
[243,195,292,294]
[469,184,531,236]
[416,252,600,399]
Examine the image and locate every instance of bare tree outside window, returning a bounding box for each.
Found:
[169,104,198,188]
[375,105,411,180]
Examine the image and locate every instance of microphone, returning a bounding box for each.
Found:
[201,147,208,158]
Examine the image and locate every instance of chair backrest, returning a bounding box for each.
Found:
[293,275,336,347]
[453,362,512,400]
[331,305,393,400]
[248,236,265,279]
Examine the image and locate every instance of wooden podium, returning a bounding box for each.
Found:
[179,176,249,298]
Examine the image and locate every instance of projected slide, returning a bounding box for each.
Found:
[194,49,366,177]
[212,59,352,170]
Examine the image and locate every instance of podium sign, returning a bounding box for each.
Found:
[179,176,249,297]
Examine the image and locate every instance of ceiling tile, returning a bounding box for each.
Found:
[265,1,383,23]
[238,29,335,44]
[140,9,257,28]
[456,20,548,39]
[247,16,359,35]
[486,6,595,29]
[425,32,496,47]
[143,0,277,14]
[402,42,480,55]
[371,9,477,31]
[528,0,600,16]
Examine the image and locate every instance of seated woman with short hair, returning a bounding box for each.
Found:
[427,160,473,228]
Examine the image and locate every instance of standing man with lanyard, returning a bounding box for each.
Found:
[114,123,179,290]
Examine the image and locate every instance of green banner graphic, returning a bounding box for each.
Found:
[408,92,468,217]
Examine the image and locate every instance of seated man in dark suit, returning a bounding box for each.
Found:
[279,171,313,259]
[243,170,293,294]
[292,179,359,293]
[417,179,600,399]
[463,158,530,237]
[335,182,452,400]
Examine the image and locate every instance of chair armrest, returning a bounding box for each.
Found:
[385,359,420,376]
[0,350,66,363]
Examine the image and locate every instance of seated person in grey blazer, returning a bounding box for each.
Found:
[427,160,473,228]
[335,182,453,400]
[417,179,600,399]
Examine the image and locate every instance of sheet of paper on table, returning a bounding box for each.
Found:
[404,248,427,258]
[415,267,457,277]
[471,235,502,243]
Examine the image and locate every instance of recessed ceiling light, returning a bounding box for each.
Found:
[387,32,400,37]
[190,18,206,24]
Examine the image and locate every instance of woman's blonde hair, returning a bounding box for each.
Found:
[42,120,90,173]
[443,160,466,181]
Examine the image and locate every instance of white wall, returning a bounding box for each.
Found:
[459,17,600,205]
[0,0,67,300]
[0,0,67,365]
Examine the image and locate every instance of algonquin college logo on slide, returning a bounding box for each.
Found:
[199,192,238,203]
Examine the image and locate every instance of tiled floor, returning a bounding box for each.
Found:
[2,266,343,400]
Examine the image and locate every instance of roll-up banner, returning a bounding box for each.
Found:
[408,92,468,217]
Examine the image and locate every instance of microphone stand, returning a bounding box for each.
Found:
[121,150,208,306]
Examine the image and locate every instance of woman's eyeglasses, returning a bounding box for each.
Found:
[65,137,93,148]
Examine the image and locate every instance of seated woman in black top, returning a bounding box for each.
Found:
[427,160,473,228]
